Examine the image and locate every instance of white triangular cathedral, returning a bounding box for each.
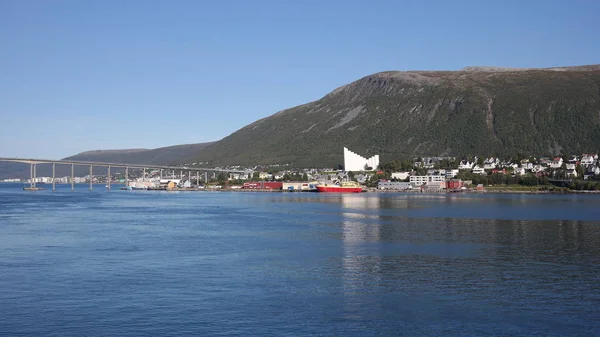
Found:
[343,147,380,171]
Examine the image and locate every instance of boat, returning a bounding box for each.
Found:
[316,181,364,193]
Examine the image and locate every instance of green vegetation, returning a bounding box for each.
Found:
[568,180,600,191]
[190,66,600,168]
[484,185,567,193]
[456,172,549,186]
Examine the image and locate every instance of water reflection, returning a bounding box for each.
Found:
[332,193,600,321]
[339,194,382,317]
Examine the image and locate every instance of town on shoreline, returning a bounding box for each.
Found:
[5,152,600,194]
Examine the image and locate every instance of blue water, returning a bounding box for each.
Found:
[1,183,599,336]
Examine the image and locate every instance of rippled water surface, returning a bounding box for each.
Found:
[1,184,599,336]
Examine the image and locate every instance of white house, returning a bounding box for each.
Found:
[458,160,474,170]
[548,158,563,169]
[514,167,526,175]
[531,165,546,173]
[521,162,533,170]
[581,154,597,166]
[229,173,249,180]
[565,163,578,177]
[472,165,486,175]
[483,157,498,170]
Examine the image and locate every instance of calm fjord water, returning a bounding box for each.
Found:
[1,184,599,336]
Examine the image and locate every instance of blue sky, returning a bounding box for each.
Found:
[1,0,599,159]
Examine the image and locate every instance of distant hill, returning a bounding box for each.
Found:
[0,142,214,179]
[62,142,214,165]
[189,64,600,167]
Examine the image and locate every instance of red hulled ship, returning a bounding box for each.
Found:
[315,181,364,193]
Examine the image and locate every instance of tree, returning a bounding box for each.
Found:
[217,173,227,185]
[576,165,585,178]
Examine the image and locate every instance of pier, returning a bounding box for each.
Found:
[0,157,249,191]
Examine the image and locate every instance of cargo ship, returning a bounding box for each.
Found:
[316,181,364,193]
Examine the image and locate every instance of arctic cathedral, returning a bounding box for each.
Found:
[343,147,380,172]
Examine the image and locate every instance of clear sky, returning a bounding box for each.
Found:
[1,0,598,159]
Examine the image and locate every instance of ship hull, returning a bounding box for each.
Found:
[315,186,363,193]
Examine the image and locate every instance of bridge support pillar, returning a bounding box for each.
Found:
[29,163,34,188]
[107,166,111,191]
[89,165,93,191]
[143,168,146,182]
[125,167,129,187]
[33,163,36,188]
[52,163,56,191]
[71,164,74,191]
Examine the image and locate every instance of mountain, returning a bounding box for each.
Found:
[4,64,600,176]
[191,65,600,168]
[0,142,214,179]
[62,142,214,165]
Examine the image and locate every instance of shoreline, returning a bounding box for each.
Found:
[123,187,600,195]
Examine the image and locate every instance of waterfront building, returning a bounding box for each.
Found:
[378,181,411,190]
[409,175,445,187]
[282,182,312,191]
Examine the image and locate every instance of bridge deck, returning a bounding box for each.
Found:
[0,157,248,173]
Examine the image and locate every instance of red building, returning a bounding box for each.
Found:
[242,182,283,190]
[447,179,464,189]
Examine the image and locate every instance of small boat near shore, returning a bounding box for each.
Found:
[316,181,364,193]
[23,187,44,191]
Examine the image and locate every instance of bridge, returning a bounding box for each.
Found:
[0,157,251,191]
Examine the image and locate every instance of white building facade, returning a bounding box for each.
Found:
[409,175,445,186]
[343,147,380,171]
[391,172,410,180]
[378,181,411,190]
